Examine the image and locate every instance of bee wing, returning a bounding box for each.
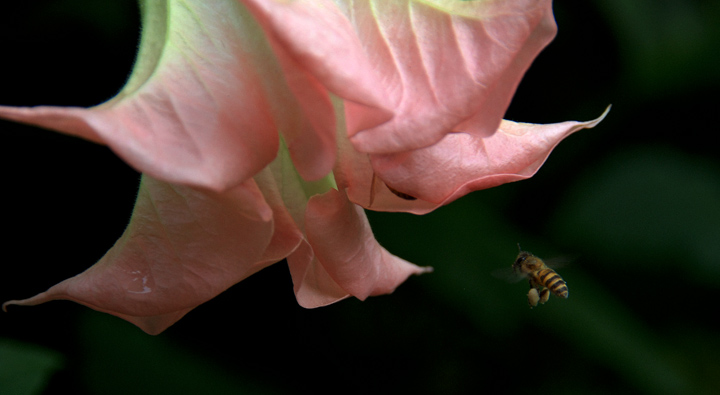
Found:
[491,267,526,283]
[543,255,577,270]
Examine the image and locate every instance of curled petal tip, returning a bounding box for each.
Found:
[2,291,55,313]
[418,266,434,274]
[3,299,31,312]
[590,104,612,127]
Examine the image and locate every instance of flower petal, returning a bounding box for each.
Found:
[2,175,295,335]
[370,107,612,213]
[240,0,396,134]
[341,0,557,154]
[289,188,431,307]
[241,0,556,156]
[338,107,610,214]
[0,0,341,190]
[287,241,351,308]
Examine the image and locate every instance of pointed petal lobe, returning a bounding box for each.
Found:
[337,107,610,214]
[0,0,344,190]
[2,175,292,334]
[371,107,611,212]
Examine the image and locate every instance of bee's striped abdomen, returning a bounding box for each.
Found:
[534,268,569,299]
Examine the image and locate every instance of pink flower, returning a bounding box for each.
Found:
[0,0,607,334]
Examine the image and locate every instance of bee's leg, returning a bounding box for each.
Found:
[539,288,550,304]
[527,288,540,308]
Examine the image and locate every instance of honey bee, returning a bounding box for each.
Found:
[513,245,568,308]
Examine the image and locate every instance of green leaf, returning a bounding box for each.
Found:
[593,0,720,96]
[78,311,282,395]
[551,145,720,282]
[0,338,64,395]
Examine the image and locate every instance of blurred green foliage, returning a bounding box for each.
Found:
[1,0,719,394]
[0,340,63,395]
[76,312,282,395]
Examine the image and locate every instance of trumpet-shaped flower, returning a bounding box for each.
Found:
[0,0,607,334]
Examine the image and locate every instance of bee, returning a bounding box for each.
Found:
[512,245,569,308]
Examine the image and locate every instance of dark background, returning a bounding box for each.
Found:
[2,1,719,394]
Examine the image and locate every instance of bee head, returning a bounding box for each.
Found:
[512,251,532,273]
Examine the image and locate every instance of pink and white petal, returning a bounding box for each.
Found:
[251,164,309,266]
[0,0,301,192]
[370,107,611,212]
[341,0,556,154]
[269,49,338,182]
[243,0,556,155]
[3,175,280,335]
[240,0,395,139]
[241,1,345,182]
[303,188,431,301]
